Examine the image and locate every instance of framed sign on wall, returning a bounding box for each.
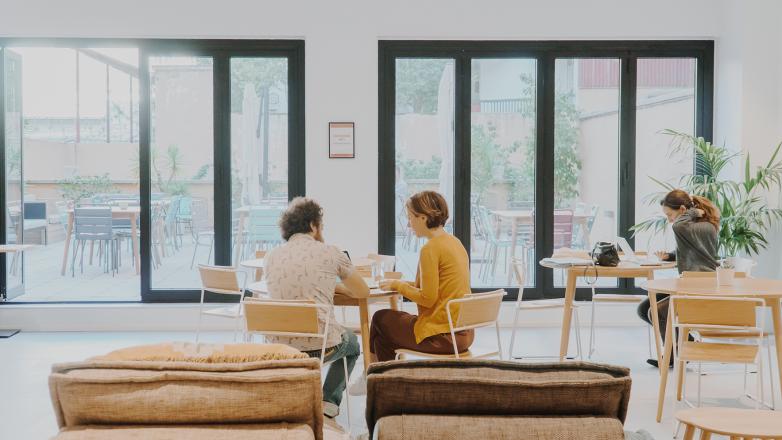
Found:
[329,122,355,158]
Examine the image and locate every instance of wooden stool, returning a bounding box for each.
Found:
[676,407,782,440]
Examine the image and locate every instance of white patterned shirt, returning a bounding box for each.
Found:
[263,234,353,351]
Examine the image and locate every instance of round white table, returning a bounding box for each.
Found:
[239,258,265,269]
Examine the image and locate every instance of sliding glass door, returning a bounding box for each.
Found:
[470,58,537,288]
[393,58,455,279]
[0,39,304,303]
[379,41,713,299]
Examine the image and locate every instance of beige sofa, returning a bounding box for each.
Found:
[49,355,325,439]
[366,360,632,440]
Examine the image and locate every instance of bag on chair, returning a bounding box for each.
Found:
[591,242,620,267]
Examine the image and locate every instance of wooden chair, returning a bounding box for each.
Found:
[680,271,774,409]
[195,264,248,345]
[676,407,782,440]
[508,257,583,360]
[669,296,768,412]
[396,290,506,360]
[243,298,352,429]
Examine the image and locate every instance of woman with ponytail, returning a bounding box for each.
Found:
[638,189,720,368]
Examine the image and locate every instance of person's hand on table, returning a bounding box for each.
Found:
[378,279,400,291]
[655,251,669,261]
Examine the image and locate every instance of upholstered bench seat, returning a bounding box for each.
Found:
[376,415,625,440]
[54,423,315,440]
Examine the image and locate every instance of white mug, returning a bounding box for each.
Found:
[716,267,735,286]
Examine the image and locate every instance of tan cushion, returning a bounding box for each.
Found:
[50,357,323,440]
[366,360,631,435]
[376,415,625,440]
[91,342,309,363]
[53,423,315,440]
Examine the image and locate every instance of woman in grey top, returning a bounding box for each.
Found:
[638,189,720,368]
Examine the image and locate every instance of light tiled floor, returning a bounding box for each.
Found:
[0,327,778,439]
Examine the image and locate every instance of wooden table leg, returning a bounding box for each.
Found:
[130,213,140,274]
[648,289,663,369]
[389,294,400,311]
[359,298,372,372]
[507,218,518,285]
[683,425,695,440]
[767,297,782,399]
[559,269,577,361]
[60,212,74,275]
[656,304,674,422]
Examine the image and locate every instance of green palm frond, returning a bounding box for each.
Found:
[633,130,782,257]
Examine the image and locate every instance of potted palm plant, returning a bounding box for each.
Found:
[632,130,782,272]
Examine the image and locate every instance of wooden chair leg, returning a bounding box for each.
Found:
[676,360,686,401]
[683,424,695,440]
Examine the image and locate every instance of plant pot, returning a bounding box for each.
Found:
[716,267,735,286]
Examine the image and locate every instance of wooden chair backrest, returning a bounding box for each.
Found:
[450,290,505,329]
[682,271,747,278]
[243,299,320,335]
[198,265,241,293]
[673,296,760,328]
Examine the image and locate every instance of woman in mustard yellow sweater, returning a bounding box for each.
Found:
[372,191,473,362]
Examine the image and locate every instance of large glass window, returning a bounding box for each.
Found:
[470,58,537,288]
[3,47,140,301]
[379,42,712,299]
[394,58,455,280]
[149,56,214,289]
[552,58,620,288]
[634,58,697,256]
[0,40,304,302]
[230,57,290,265]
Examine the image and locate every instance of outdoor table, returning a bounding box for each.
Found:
[60,207,140,275]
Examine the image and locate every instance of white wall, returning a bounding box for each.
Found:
[714,0,782,278]
[2,0,782,274]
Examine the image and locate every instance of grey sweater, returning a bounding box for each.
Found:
[667,208,719,273]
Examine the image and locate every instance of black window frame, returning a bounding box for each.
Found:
[0,38,305,304]
[378,40,713,301]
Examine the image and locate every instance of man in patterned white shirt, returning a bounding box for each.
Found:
[264,197,369,419]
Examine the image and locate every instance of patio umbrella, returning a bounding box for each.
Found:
[240,84,262,205]
[437,62,455,208]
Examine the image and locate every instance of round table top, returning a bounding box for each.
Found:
[539,259,676,272]
[675,407,782,437]
[239,258,265,269]
[644,277,782,297]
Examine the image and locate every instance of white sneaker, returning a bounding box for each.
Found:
[323,400,340,418]
[348,372,367,396]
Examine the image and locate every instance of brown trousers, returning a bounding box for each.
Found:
[369,309,475,362]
